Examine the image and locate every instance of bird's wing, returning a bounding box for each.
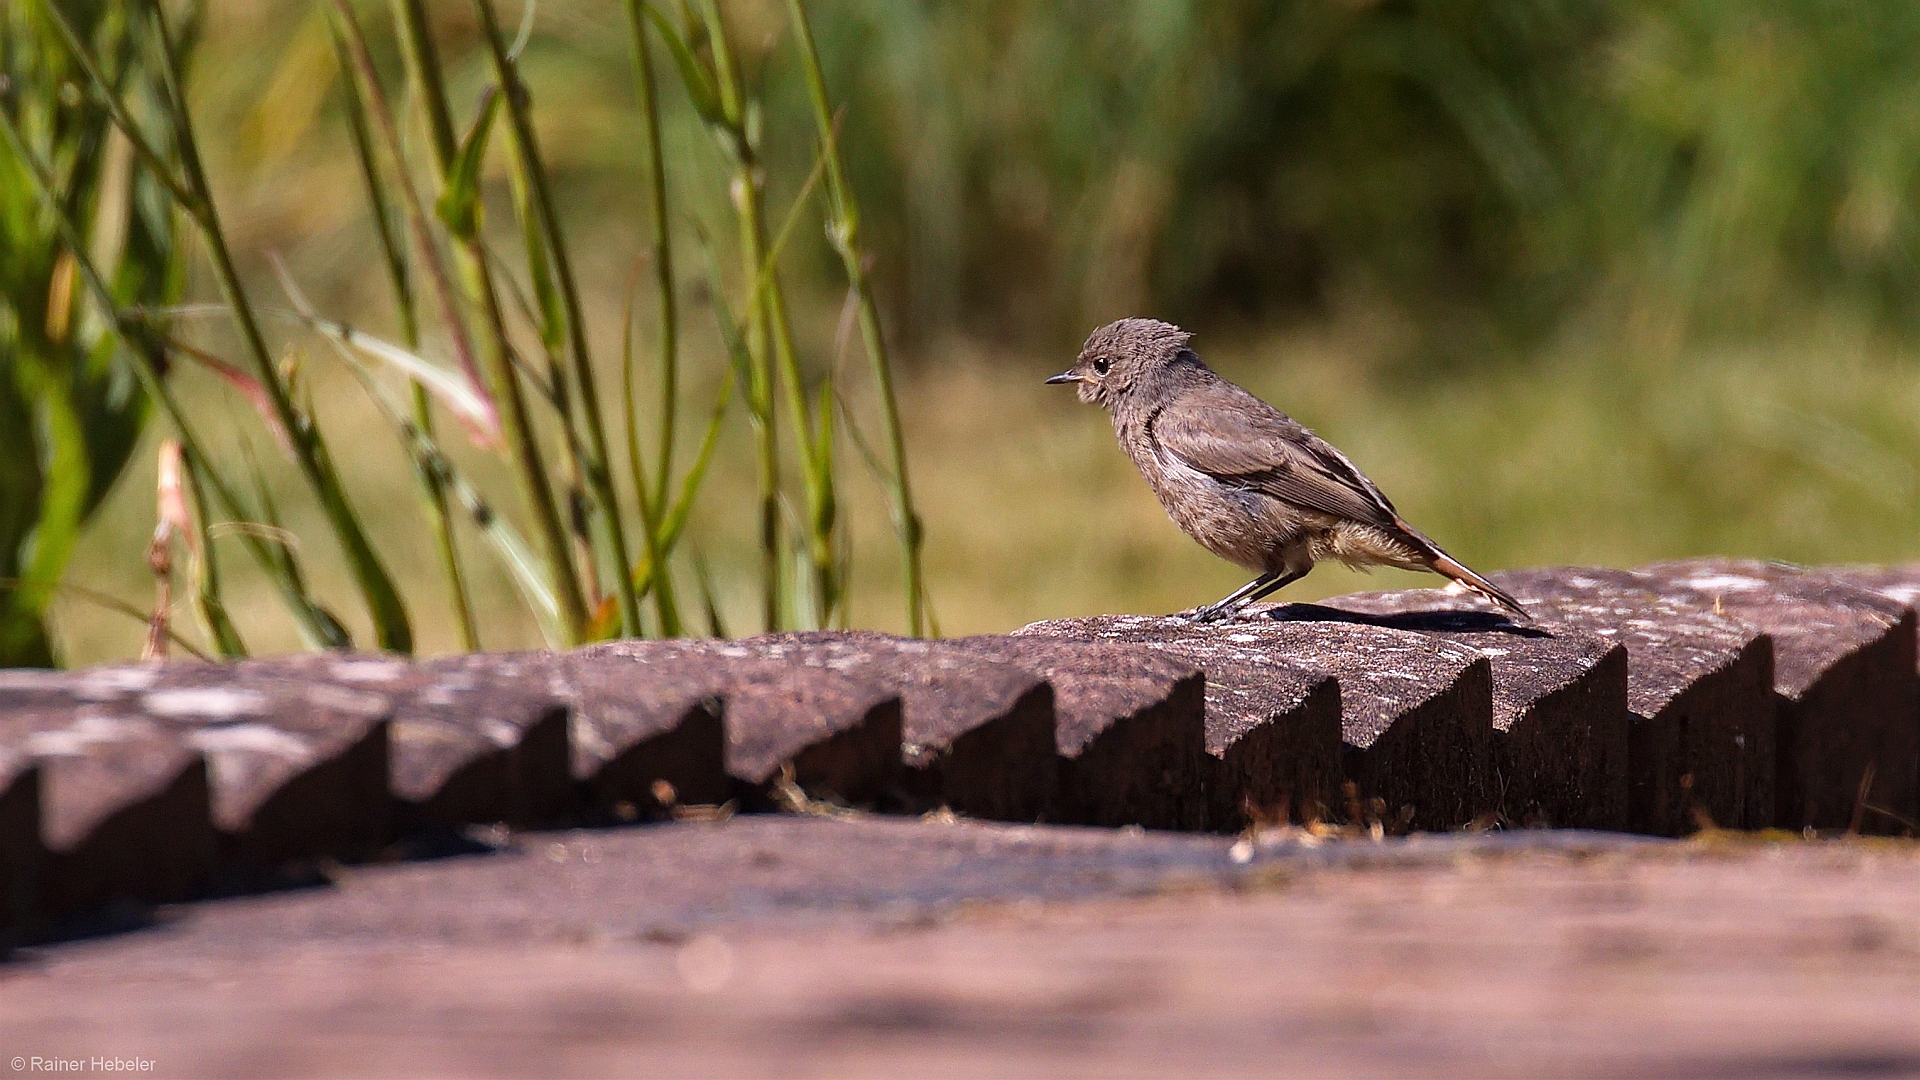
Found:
[1152,382,1403,530]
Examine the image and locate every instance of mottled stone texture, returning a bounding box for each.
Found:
[1021,613,1492,831]
[1825,563,1920,833]
[741,632,1056,823]
[1010,622,1335,829]
[1006,621,1211,829]
[135,662,392,867]
[1826,565,1920,622]
[240,653,573,831]
[0,696,210,919]
[1489,568,1774,835]
[576,641,902,810]
[1643,560,1918,833]
[947,636,1214,828]
[554,648,725,820]
[8,561,1920,932]
[1309,590,1630,830]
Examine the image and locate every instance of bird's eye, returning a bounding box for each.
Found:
[1092,357,1111,376]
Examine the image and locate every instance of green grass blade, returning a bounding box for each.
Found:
[617,232,738,610]
[269,263,498,440]
[689,213,779,629]
[692,553,727,639]
[38,3,198,212]
[691,225,758,393]
[330,11,417,348]
[644,365,732,586]
[434,88,501,237]
[323,328,567,647]
[625,1,681,522]
[6,358,89,659]
[388,0,459,168]
[691,0,744,127]
[637,2,726,129]
[619,268,683,636]
[328,2,478,651]
[784,0,928,635]
[343,0,588,643]
[336,1,496,425]
[477,0,641,637]
[177,445,247,658]
[0,576,212,663]
[506,151,566,361]
[229,428,349,650]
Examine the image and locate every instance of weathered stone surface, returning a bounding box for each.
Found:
[1311,590,1630,830]
[133,663,391,865]
[1643,559,1918,832]
[266,642,867,826]
[574,640,902,809]
[1006,617,1224,830]
[936,634,1214,829]
[741,632,1056,823]
[946,636,1237,829]
[1195,675,1340,832]
[1824,564,1920,623]
[0,667,216,917]
[1824,562,1920,834]
[1006,626,1336,826]
[555,650,725,820]
[396,653,574,828]
[1021,613,1491,831]
[245,653,574,831]
[1488,568,1774,835]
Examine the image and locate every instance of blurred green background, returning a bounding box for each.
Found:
[15,0,1920,663]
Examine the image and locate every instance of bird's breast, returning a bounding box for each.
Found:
[1122,429,1300,573]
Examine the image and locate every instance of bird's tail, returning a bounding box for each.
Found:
[1392,516,1530,620]
[1427,551,1529,620]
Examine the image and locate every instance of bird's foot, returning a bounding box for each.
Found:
[1185,602,1234,624]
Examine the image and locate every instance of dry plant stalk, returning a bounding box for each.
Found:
[144,441,190,663]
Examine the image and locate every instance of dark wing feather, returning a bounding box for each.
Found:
[1152,381,1404,532]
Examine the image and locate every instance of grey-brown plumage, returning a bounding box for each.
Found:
[1048,318,1526,622]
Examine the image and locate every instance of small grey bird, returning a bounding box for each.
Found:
[1048,318,1526,622]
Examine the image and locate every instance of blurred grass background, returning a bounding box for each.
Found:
[18,0,1920,663]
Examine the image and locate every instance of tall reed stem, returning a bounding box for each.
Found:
[329,9,478,652]
[623,0,686,635]
[694,0,783,630]
[378,0,589,643]
[474,0,641,639]
[786,0,929,635]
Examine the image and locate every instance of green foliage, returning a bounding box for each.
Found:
[432,87,500,239]
[0,0,935,663]
[789,0,1920,346]
[18,0,410,657]
[0,0,185,666]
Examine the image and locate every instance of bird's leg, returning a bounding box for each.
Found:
[1189,572,1279,623]
[1189,568,1308,623]
[1241,567,1306,607]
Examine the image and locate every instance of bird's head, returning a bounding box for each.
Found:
[1047,318,1195,408]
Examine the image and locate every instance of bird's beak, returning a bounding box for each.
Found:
[1045,370,1082,385]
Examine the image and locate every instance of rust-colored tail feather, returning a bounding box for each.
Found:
[1427,551,1529,620]
[1387,515,1530,620]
